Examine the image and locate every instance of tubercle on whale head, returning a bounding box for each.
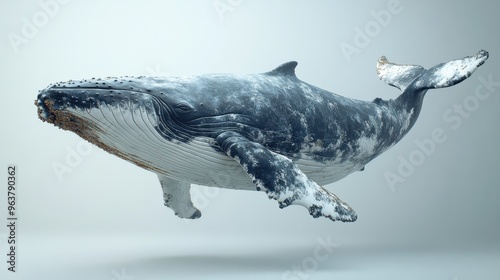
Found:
[53,76,216,121]
[36,75,191,114]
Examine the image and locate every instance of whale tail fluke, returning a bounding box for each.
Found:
[377,50,489,92]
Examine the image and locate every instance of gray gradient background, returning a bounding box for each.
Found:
[1,0,499,279]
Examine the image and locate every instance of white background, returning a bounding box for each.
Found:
[1,0,499,279]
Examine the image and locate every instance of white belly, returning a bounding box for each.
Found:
[67,101,361,190]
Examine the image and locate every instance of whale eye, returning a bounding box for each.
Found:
[174,102,193,114]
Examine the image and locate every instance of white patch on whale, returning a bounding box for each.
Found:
[432,55,482,87]
[356,136,378,157]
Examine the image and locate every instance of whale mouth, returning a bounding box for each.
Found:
[35,89,104,146]
[35,95,55,123]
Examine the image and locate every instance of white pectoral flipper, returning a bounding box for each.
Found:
[215,131,357,222]
[157,174,201,219]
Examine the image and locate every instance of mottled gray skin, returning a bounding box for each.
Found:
[36,50,488,222]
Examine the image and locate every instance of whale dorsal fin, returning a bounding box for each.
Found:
[268,61,298,76]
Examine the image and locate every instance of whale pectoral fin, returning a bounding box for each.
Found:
[157,174,201,219]
[215,131,357,222]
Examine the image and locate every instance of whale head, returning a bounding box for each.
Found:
[36,76,233,172]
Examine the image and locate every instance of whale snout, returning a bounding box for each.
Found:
[35,75,176,150]
[35,84,109,140]
[36,84,103,125]
[35,76,190,175]
[36,77,157,124]
[36,90,54,122]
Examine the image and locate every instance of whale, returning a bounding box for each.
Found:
[36,50,488,222]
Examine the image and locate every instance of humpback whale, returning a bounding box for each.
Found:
[36,50,489,222]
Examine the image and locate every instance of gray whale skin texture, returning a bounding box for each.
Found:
[36,50,488,222]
